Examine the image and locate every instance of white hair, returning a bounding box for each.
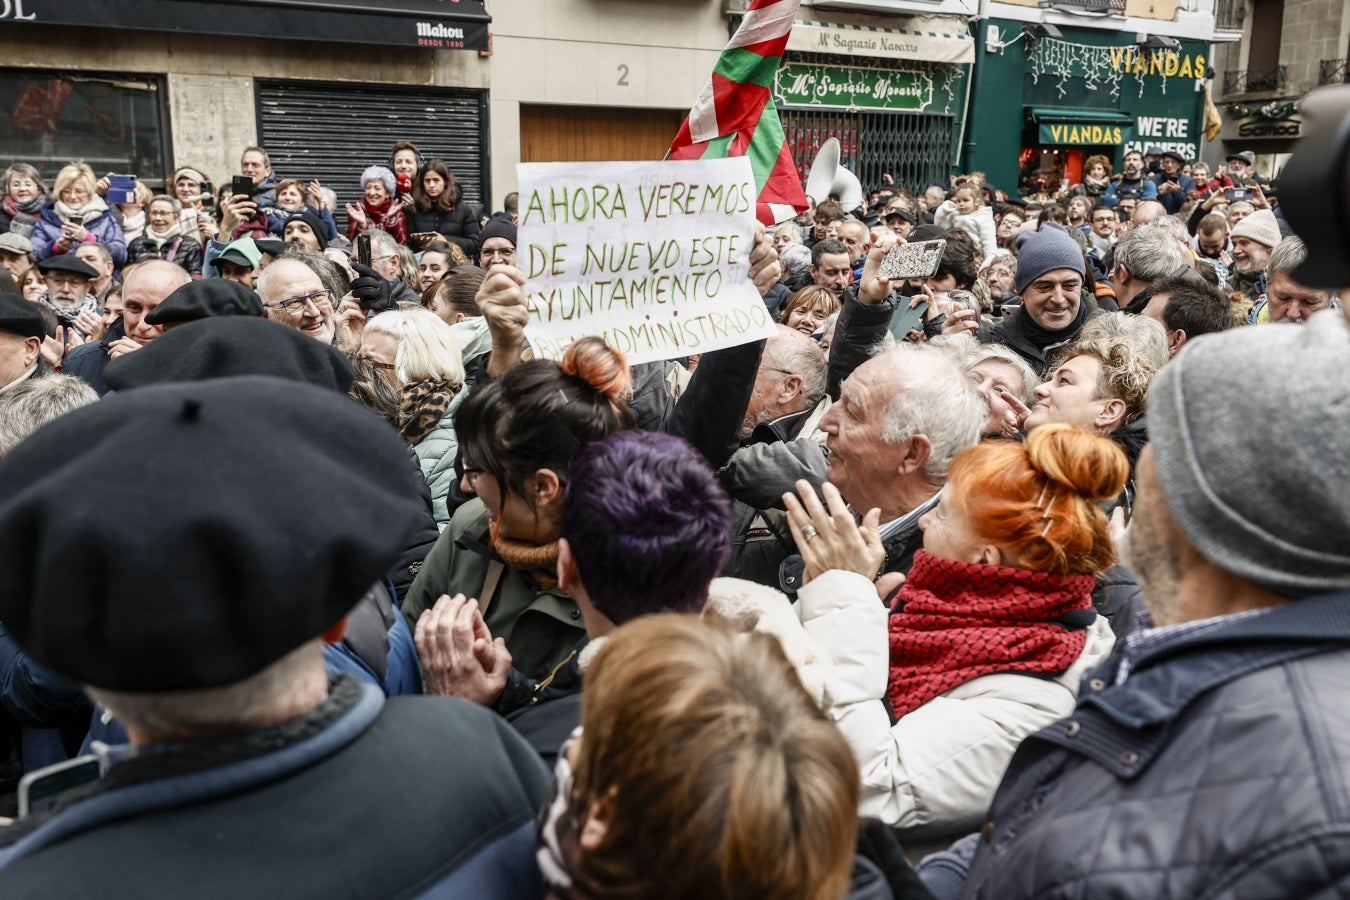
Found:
[876,343,985,481]
[765,327,827,408]
[0,374,99,457]
[1114,223,1188,282]
[362,308,465,387]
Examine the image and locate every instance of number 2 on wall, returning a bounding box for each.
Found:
[617,64,630,86]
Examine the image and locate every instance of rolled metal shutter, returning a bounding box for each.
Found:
[255,79,489,232]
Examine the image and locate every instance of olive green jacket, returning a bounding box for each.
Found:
[402,500,585,680]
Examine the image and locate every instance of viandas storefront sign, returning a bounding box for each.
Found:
[775,62,934,113]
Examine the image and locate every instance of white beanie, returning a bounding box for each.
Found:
[1229,208,1283,250]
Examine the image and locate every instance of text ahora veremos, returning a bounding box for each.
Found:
[521,180,754,226]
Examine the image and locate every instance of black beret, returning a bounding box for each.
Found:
[105,316,354,394]
[144,279,265,327]
[36,255,98,279]
[0,293,44,339]
[479,218,516,249]
[283,211,329,250]
[0,375,424,691]
[255,239,290,258]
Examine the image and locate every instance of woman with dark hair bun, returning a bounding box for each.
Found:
[786,423,1126,840]
[406,159,481,258]
[402,336,635,679]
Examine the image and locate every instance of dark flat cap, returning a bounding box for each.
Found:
[144,279,264,327]
[105,316,354,393]
[36,255,98,279]
[283,211,329,250]
[910,224,948,243]
[0,375,424,692]
[255,239,290,258]
[1144,145,1164,156]
[0,293,44,339]
[1161,149,1187,163]
[479,218,516,249]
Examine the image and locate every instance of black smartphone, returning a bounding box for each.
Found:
[231,175,254,199]
[1226,188,1251,202]
[356,232,372,268]
[18,755,100,817]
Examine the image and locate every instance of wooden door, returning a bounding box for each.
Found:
[520,104,687,163]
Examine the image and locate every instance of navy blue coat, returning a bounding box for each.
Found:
[958,592,1350,899]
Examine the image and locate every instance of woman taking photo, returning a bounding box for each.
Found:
[405,159,481,258]
[31,163,127,266]
[401,335,634,680]
[787,424,1125,839]
[358,309,467,529]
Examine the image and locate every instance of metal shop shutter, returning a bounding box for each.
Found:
[255,79,489,231]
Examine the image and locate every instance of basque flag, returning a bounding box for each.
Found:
[669,0,809,226]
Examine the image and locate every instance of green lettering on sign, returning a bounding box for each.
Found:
[1037,123,1131,146]
[775,62,934,113]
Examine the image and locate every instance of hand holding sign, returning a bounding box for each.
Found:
[517,157,776,365]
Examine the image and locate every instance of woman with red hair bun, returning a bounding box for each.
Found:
[785,423,1127,841]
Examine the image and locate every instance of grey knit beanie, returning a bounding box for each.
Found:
[1014,224,1085,295]
[1148,312,1350,597]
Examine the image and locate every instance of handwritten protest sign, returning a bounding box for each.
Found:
[517,157,776,365]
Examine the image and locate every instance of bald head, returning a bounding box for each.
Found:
[1131,200,1166,228]
[123,260,191,346]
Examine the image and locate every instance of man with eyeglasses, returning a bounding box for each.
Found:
[477,218,516,270]
[1086,203,1118,280]
[257,256,336,346]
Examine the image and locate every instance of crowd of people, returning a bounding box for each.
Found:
[0,123,1346,898]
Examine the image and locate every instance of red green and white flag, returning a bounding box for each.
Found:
[669,0,807,226]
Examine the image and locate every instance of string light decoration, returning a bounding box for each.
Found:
[1028,37,1154,101]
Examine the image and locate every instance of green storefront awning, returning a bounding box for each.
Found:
[1028,108,1134,146]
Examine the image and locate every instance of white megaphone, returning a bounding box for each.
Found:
[804,138,864,216]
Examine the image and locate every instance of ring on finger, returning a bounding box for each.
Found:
[802,524,818,542]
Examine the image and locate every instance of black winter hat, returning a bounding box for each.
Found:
[479,218,517,250]
[144,279,265,327]
[283,211,329,250]
[0,293,44,339]
[105,316,354,393]
[0,375,424,692]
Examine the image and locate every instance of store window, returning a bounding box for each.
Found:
[0,69,170,187]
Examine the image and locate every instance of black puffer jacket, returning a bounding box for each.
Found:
[406,202,481,258]
[126,234,203,277]
[958,593,1350,900]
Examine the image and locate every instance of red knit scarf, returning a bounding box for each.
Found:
[887,550,1095,717]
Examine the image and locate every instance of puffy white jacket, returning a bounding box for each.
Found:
[933,201,998,262]
[798,569,1115,838]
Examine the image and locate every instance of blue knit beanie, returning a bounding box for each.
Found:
[1014,223,1086,294]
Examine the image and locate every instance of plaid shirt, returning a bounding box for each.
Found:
[1115,606,1277,685]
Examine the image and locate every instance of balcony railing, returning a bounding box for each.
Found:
[1040,0,1126,13]
[1320,58,1349,85]
[1223,66,1287,95]
[1214,0,1244,30]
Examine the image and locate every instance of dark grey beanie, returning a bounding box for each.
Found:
[1014,224,1085,295]
[1148,312,1350,597]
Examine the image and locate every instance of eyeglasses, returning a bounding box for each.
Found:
[481,245,515,260]
[267,288,332,311]
[362,358,396,371]
[9,180,37,190]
